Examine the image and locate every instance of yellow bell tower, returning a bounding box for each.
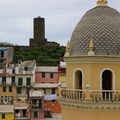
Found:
[59,0,120,120]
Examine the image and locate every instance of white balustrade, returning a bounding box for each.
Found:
[61,89,120,102]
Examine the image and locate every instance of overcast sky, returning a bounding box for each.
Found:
[0,0,119,46]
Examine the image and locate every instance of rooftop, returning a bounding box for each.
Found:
[36,66,58,72]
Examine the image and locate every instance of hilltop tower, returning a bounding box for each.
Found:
[30,17,47,46]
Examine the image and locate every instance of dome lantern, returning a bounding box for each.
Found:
[97,0,108,6]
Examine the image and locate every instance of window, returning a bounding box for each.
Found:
[2,77,6,84]
[43,88,46,94]
[8,96,13,104]
[26,78,31,86]
[17,87,22,94]
[3,86,6,92]
[1,98,3,104]
[2,114,5,119]
[39,100,42,108]
[18,78,23,86]
[42,72,45,78]
[50,73,54,78]
[52,88,56,94]
[26,87,30,94]
[9,86,12,92]
[12,69,15,74]
[44,110,52,118]
[12,77,15,85]
[1,51,4,57]
[0,59,3,64]
[33,111,38,118]
[32,99,37,105]
[23,110,27,117]
[25,67,28,71]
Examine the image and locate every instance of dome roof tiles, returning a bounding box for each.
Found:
[70,6,120,56]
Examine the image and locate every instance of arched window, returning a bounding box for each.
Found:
[102,70,113,90]
[74,70,82,89]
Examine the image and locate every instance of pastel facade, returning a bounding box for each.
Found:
[59,0,120,120]
[14,101,30,120]
[0,64,16,104]
[29,91,44,120]
[35,66,59,83]
[0,105,14,120]
[15,61,36,100]
[34,66,59,98]
[0,47,13,69]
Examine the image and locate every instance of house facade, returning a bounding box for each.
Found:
[15,61,36,101]
[29,90,44,120]
[34,66,59,98]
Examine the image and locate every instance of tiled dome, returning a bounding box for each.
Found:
[70,6,120,56]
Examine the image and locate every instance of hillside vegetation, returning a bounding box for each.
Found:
[0,42,65,65]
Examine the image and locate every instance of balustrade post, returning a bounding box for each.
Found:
[85,84,92,101]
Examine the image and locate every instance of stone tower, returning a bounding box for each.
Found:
[30,17,47,46]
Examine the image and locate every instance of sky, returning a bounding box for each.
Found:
[0,0,119,46]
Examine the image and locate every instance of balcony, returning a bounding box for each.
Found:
[59,89,120,111]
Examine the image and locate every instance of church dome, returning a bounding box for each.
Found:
[70,3,120,56]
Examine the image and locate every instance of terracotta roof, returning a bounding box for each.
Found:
[44,101,61,114]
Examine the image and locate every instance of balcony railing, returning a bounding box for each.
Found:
[60,89,120,102]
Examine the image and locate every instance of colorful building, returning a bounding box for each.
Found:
[44,101,61,117]
[0,64,16,104]
[0,105,14,120]
[0,47,13,69]
[34,66,59,99]
[59,0,120,120]
[14,101,30,120]
[15,60,36,101]
[29,90,44,120]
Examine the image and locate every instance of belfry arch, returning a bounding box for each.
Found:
[102,70,113,90]
[73,69,83,89]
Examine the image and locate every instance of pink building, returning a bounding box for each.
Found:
[33,66,59,102]
[35,66,59,83]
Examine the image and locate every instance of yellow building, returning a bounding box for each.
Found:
[59,0,120,120]
[0,105,14,120]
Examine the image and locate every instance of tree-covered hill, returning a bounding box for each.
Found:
[0,42,65,66]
